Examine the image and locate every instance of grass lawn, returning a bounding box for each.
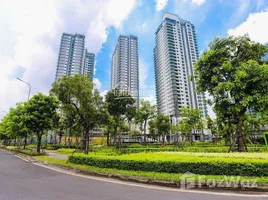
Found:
[70,151,268,163]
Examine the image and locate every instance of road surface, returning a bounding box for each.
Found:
[0,149,267,200]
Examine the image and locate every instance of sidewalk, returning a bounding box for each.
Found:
[46,150,68,160]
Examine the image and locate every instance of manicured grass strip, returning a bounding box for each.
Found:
[36,156,268,184]
[56,148,76,155]
[68,152,268,176]
[5,146,44,156]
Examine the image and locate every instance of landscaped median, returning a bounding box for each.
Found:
[3,144,268,191]
[68,152,268,176]
[35,153,268,191]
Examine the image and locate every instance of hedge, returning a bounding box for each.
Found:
[113,146,268,154]
[69,153,268,176]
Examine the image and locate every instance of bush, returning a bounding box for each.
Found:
[9,148,45,156]
[69,152,268,176]
[56,148,77,155]
[91,137,107,145]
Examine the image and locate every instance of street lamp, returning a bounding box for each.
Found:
[17,78,31,101]
[16,78,31,149]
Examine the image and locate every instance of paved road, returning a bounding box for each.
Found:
[0,150,267,200]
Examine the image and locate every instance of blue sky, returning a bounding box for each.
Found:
[1,0,268,119]
[94,0,268,101]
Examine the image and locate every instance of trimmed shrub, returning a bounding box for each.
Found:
[69,153,268,176]
[10,148,45,156]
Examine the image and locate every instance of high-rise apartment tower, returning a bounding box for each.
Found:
[55,33,95,81]
[111,35,139,105]
[154,13,207,118]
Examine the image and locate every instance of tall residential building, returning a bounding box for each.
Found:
[154,13,207,118]
[55,33,95,81]
[111,35,139,105]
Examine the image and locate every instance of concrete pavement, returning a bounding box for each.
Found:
[46,150,68,160]
[0,149,267,200]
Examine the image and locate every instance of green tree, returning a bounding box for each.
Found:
[102,115,117,146]
[105,88,135,147]
[50,75,107,154]
[125,105,136,138]
[0,103,28,146]
[135,99,157,143]
[155,113,171,141]
[195,35,268,152]
[177,119,191,141]
[25,93,58,153]
[179,107,202,143]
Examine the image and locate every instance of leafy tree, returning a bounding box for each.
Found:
[170,123,180,145]
[149,119,157,135]
[177,119,191,141]
[0,103,28,146]
[130,129,140,136]
[155,113,171,139]
[125,105,136,137]
[102,115,117,146]
[105,88,135,147]
[179,107,202,143]
[135,99,157,143]
[25,93,58,153]
[50,74,107,154]
[195,35,268,152]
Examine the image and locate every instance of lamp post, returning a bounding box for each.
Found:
[17,78,31,101]
[17,78,31,149]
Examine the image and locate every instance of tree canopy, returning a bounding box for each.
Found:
[195,35,268,152]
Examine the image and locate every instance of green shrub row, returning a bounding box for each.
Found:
[115,146,268,154]
[69,154,268,176]
[10,148,45,156]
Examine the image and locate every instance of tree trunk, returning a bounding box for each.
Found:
[106,133,110,146]
[143,120,147,143]
[59,133,62,145]
[113,132,116,146]
[117,116,121,147]
[68,127,72,147]
[128,120,132,143]
[236,110,247,152]
[37,134,42,154]
[76,136,79,146]
[23,131,28,149]
[45,132,48,147]
[85,128,90,154]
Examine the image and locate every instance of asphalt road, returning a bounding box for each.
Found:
[0,150,267,200]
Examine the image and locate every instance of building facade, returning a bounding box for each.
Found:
[111,35,139,105]
[154,13,207,118]
[55,33,95,81]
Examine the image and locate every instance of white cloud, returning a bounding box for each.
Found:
[0,0,137,119]
[155,0,168,11]
[228,9,268,44]
[100,90,108,98]
[191,0,205,6]
[93,78,102,90]
[143,94,157,105]
[182,0,205,6]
